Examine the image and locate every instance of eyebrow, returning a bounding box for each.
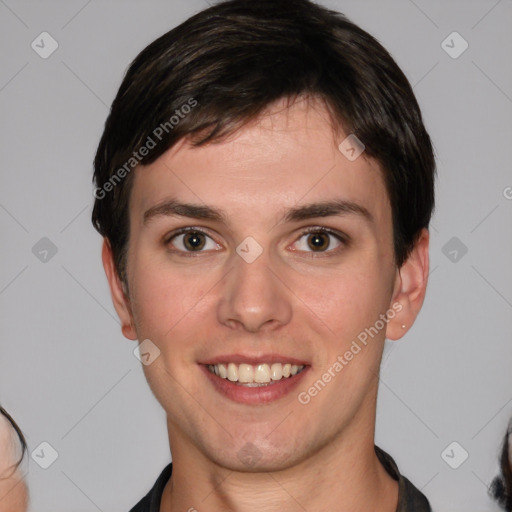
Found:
[143,198,373,225]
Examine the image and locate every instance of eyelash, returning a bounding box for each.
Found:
[164,226,349,258]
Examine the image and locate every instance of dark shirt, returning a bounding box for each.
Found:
[129,445,431,512]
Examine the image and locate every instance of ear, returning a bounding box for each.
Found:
[386,228,429,341]
[101,238,137,340]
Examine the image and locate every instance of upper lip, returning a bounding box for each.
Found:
[201,354,309,366]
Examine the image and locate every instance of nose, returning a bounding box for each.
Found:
[217,245,293,333]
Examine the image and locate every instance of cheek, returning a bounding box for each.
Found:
[128,255,226,372]
[129,260,208,343]
[295,261,392,342]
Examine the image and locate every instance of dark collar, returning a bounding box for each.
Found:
[375,445,432,512]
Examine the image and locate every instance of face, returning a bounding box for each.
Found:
[104,96,429,472]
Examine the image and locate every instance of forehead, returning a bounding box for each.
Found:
[130,97,390,228]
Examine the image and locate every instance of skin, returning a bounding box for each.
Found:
[0,415,28,512]
[103,96,429,511]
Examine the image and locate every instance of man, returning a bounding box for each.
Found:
[0,407,28,511]
[92,0,435,510]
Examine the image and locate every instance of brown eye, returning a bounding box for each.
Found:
[306,232,330,251]
[182,231,206,251]
[167,229,219,253]
[292,228,347,254]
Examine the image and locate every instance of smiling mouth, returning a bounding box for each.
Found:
[206,362,306,386]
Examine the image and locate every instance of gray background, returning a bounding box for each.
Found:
[0,0,511,510]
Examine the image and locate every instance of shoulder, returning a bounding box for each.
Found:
[398,474,432,512]
[375,445,431,512]
[128,463,173,512]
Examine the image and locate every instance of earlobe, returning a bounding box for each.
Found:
[386,229,430,341]
[101,238,138,340]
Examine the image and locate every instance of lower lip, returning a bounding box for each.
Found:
[200,364,309,404]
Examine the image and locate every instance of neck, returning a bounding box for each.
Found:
[161,414,398,512]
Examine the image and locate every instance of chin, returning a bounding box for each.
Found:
[199,432,312,473]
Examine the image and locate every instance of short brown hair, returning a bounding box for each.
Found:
[92,0,436,284]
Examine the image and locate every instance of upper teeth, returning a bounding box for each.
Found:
[208,363,305,384]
